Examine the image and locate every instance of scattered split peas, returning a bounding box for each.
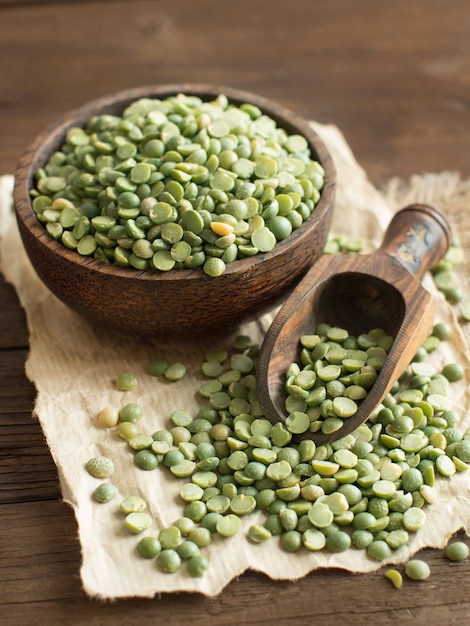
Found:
[86,318,468,579]
[384,538,470,588]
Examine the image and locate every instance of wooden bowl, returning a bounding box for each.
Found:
[13,84,336,338]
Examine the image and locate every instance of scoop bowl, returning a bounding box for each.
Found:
[256,204,451,444]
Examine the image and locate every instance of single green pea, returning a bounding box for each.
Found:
[300,528,326,551]
[460,302,470,321]
[158,526,182,550]
[134,449,159,471]
[152,249,175,271]
[206,494,231,514]
[86,456,114,478]
[266,460,292,482]
[443,287,463,304]
[184,500,207,523]
[248,524,272,543]
[77,234,97,256]
[326,530,351,552]
[177,442,197,461]
[203,256,226,277]
[164,363,187,381]
[128,435,154,451]
[170,459,196,478]
[119,403,144,424]
[435,454,456,477]
[187,526,212,548]
[192,470,218,488]
[216,513,242,537]
[170,426,192,444]
[268,215,293,241]
[308,502,334,528]
[386,529,409,550]
[367,540,392,561]
[175,540,200,560]
[351,529,374,549]
[251,226,277,252]
[311,460,340,477]
[455,439,470,462]
[120,495,147,514]
[137,536,162,558]
[46,222,64,239]
[441,363,465,382]
[285,411,310,434]
[199,511,222,533]
[332,396,358,418]
[277,529,301,552]
[445,541,469,561]
[125,512,153,534]
[405,559,431,580]
[157,549,182,573]
[116,421,140,440]
[187,555,209,577]
[93,482,118,503]
[432,322,451,340]
[403,507,426,532]
[170,409,193,428]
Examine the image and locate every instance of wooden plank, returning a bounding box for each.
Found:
[0,280,29,350]
[0,349,36,414]
[0,349,60,503]
[0,419,60,503]
[2,500,470,625]
[0,0,469,183]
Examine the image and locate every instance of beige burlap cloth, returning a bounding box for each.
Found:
[1,122,470,599]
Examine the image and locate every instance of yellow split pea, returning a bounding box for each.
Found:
[210,221,234,237]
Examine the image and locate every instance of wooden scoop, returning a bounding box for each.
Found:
[256,204,451,444]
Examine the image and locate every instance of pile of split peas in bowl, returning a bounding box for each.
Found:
[29,93,326,277]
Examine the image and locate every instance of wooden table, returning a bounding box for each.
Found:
[2,1,470,624]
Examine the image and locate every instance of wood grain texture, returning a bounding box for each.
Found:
[0,282,29,349]
[2,500,470,625]
[2,1,470,623]
[2,0,470,184]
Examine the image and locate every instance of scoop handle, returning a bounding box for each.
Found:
[377,204,451,280]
